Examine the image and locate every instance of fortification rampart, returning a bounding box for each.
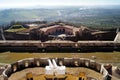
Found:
[0,40,120,52]
[2,58,112,80]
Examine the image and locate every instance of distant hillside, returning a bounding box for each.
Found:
[0,6,120,28]
[0,9,59,24]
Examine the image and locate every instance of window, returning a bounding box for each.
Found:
[79,77,82,80]
[62,28,65,33]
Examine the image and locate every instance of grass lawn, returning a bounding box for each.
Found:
[5,25,26,32]
[5,28,26,32]
[0,52,120,67]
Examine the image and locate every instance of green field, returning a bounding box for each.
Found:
[1,6,120,28]
[5,25,26,32]
[0,52,120,67]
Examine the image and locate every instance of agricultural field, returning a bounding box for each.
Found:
[1,6,120,28]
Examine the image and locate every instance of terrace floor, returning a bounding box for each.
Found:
[9,67,103,80]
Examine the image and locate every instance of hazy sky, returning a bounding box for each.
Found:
[0,0,120,8]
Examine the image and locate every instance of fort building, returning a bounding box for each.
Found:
[0,22,120,52]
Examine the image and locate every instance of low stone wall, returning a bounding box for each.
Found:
[4,32,29,40]
[0,41,120,52]
[2,58,112,80]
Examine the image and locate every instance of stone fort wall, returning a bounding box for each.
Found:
[0,41,120,52]
[2,58,112,80]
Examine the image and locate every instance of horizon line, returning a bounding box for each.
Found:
[0,4,120,9]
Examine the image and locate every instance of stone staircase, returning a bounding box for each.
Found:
[114,32,120,42]
[0,28,6,40]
